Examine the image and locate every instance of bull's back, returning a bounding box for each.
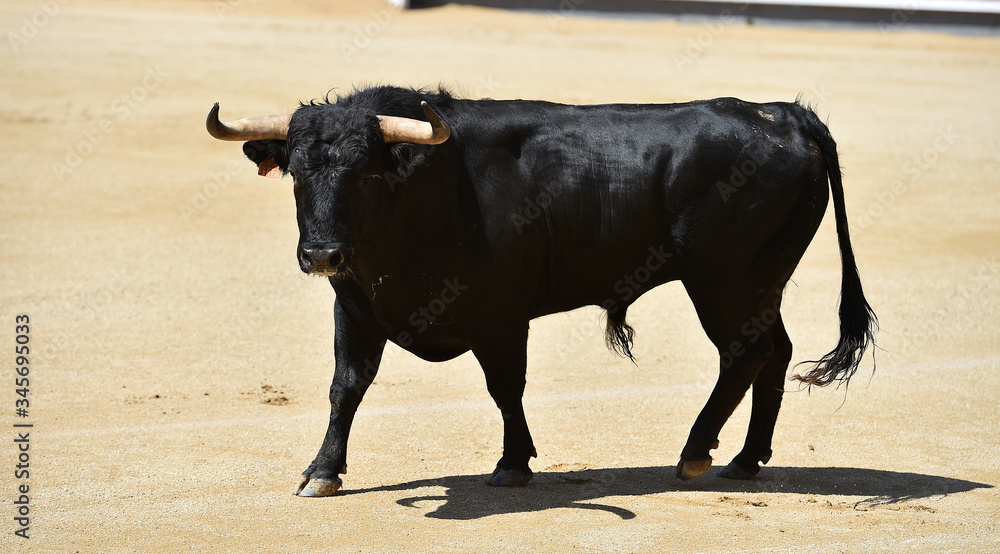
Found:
[448,98,827,316]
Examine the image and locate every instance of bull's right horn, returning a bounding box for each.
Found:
[377,101,451,145]
[206,103,291,141]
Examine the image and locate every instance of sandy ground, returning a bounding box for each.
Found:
[1,0,999,551]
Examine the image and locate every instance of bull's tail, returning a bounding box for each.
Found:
[794,108,878,387]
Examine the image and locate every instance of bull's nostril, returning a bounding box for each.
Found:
[328,249,345,268]
[299,249,313,270]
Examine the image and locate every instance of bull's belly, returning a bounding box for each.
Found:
[362,237,683,359]
[394,339,470,363]
[532,243,682,318]
[370,302,471,362]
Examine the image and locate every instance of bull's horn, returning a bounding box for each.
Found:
[206,103,291,141]
[377,101,451,145]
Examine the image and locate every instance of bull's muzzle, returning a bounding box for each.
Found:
[298,243,347,276]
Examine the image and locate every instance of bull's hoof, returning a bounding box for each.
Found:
[720,451,768,480]
[676,457,713,481]
[719,460,759,480]
[294,476,343,497]
[487,467,533,487]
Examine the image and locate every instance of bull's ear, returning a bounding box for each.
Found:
[388,143,430,183]
[243,140,289,178]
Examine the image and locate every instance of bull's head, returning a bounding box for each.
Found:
[206,101,450,277]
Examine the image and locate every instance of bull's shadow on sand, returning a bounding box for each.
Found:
[341,466,992,520]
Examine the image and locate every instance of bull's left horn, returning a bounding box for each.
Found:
[377,101,451,145]
[206,103,291,141]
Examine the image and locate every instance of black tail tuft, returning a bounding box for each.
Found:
[605,308,637,362]
[793,106,878,387]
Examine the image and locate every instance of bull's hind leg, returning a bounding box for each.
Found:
[719,315,793,479]
[676,286,785,481]
[470,324,537,487]
[677,155,827,481]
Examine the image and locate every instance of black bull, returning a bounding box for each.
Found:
[206,86,876,497]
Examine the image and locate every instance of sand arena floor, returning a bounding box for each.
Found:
[1,0,998,550]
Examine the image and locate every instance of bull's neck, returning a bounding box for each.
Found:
[356,154,469,277]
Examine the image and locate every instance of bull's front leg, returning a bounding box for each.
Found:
[470,323,536,487]
[295,292,386,497]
